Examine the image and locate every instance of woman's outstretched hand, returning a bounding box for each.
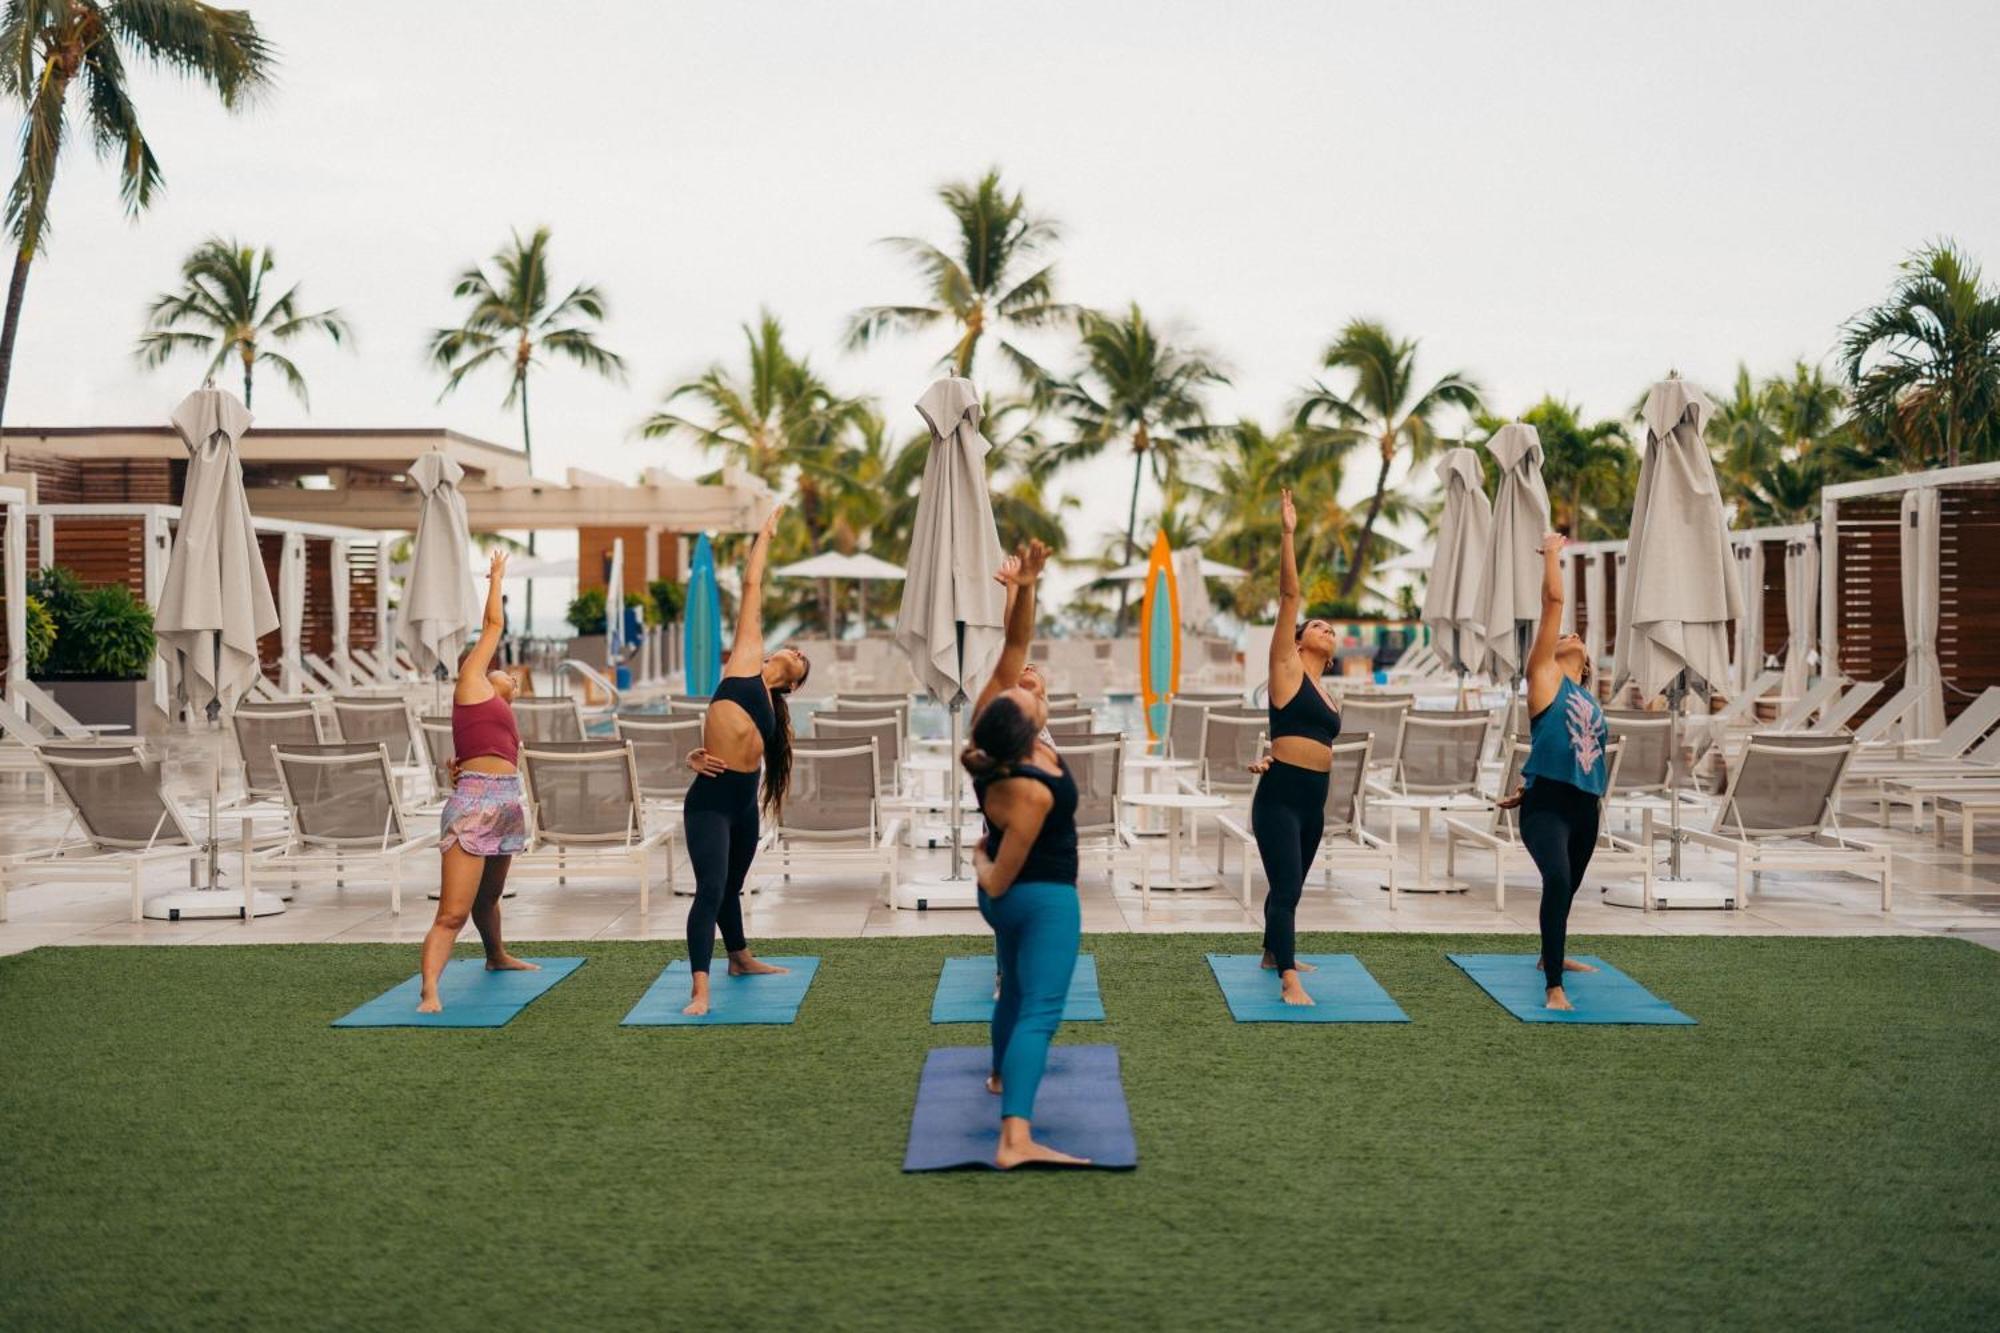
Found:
[685,747,728,777]
[1538,531,1567,557]
[487,549,508,582]
[760,504,785,541]
[1280,488,1297,535]
[1246,750,1274,775]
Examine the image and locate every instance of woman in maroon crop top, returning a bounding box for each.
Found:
[417,550,536,1014]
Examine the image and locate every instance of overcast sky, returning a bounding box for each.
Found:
[8,0,1998,626]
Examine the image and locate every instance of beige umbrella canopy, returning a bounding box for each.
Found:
[154,387,279,718]
[895,376,1006,703]
[1479,423,1552,682]
[397,450,482,677]
[1617,379,1742,699]
[1422,447,1492,675]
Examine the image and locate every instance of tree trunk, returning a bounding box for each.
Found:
[1114,448,1146,632]
[519,374,535,633]
[1340,447,1395,599]
[0,246,34,457]
[242,348,254,410]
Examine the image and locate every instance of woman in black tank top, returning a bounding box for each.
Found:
[1246,490,1341,1007]
[963,539,1090,1169]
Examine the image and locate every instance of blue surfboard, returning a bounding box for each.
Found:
[1139,531,1180,754]
[684,533,722,698]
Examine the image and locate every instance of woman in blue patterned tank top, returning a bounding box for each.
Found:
[1499,532,1609,1010]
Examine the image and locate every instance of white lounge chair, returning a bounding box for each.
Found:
[1768,678,1849,734]
[514,740,674,910]
[1681,735,1891,911]
[1061,735,1138,886]
[231,699,328,807]
[1191,710,1266,799]
[12,676,130,738]
[768,737,902,904]
[252,742,436,914]
[1806,680,1883,735]
[614,713,703,812]
[0,746,206,922]
[1336,695,1413,771]
[814,711,905,797]
[1847,684,1921,746]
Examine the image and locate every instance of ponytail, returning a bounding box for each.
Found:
[762,687,794,817]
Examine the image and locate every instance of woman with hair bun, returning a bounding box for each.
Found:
[965,538,1088,1169]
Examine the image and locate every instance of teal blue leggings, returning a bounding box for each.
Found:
[978,881,1081,1121]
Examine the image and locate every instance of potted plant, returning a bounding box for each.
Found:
[564,587,607,667]
[28,566,159,733]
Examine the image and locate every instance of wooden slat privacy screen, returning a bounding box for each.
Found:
[257,533,284,679]
[1938,483,2000,721]
[347,542,380,652]
[1760,541,1788,664]
[28,517,148,597]
[304,538,334,660]
[1833,495,1906,720]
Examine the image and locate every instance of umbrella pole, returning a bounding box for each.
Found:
[1667,672,1688,879]
[947,690,966,879]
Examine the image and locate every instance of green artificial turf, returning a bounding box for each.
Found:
[2,933,1996,1331]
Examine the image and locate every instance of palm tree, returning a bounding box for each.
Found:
[869,391,1069,565]
[0,1,273,441]
[134,237,349,409]
[1293,319,1480,599]
[1741,455,1828,526]
[1708,364,1780,495]
[1762,359,1847,456]
[845,168,1076,381]
[1841,239,2000,469]
[429,225,624,624]
[1045,304,1225,626]
[639,309,865,486]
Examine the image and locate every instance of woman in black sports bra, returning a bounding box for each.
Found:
[1246,489,1341,1006]
[964,539,1090,1169]
[679,507,811,1017]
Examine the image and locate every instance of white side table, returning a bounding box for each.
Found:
[1121,791,1231,904]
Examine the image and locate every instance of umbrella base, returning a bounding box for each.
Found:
[892,875,980,911]
[142,888,287,921]
[1602,878,1736,911]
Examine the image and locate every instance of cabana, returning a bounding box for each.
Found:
[1821,462,2000,740]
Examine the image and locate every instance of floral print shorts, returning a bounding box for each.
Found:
[440,773,529,856]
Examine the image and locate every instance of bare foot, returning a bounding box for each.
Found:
[681,995,710,1017]
[995,1137,1091,1169]
[728,951,790,976]
[417,993,442,1014]
[986,1074,1003,1095]
[1534,958,1598,974]
[1545,987,1574,1011]
[1280,971,1315,1007]
[486,954,540,972]
[1262,952,1316,972]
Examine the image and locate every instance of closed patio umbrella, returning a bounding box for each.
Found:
[1782,534,1818,704]
[397,451,481,680]
[155,387,278,719]
[893,376,1006,903]
[1422,447,1492,679]
[149,385,285,918]
[1606,377,1743,905]
[1174,545,1215,633]
[1617,378,1742,700]
[1478,423,1551,684]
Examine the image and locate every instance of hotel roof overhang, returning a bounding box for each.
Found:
[4,425,774,533]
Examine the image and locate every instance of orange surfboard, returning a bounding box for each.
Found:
[1139,530,1181,752]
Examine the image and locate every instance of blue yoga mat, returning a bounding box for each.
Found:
[903,1045,1138,1171]
[930,954,1105,1024]
[331,957,585,1028]
[621,957,820,1026]
[1206,953,1409,1022]
[1447,954,1696,1025]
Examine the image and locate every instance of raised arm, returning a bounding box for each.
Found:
[724,506,783,675]
[1525,533,1567,709]
[454,550,508,702]
[1266,488,1304,703]
[974,541,1046,717]
[970,782,1052,897]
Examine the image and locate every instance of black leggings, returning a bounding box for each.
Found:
[682,769,760,973]
[1518,778,1600,986]
[1250,760,1328,973]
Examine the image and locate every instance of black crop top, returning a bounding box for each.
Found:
[713,674,777,747]
[1269,677,1341,747]
[974,759,1080,888]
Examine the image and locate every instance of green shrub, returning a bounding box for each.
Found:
[648,578,685,625]
[565,588,607,635]
[22,594,53,676]
[28,568,156,679]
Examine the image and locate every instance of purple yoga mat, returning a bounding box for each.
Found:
[902,1044,1138,1171]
